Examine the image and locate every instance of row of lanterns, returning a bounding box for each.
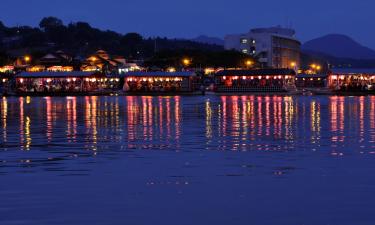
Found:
[18,78,120,83]
[126,77,183,82]
[222,75,290,80]
[331,75,375,81]
[84,78,120,82]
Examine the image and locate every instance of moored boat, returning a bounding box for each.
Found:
[213,69,297,95]
[13,71,120,96]
[116,71,202,96]
[328,68,375,95]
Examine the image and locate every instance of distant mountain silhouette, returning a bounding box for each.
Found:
[191,35,224,46]
[302,34,375,60]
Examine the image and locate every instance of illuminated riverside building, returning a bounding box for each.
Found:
[3,49,130,95]
[214,69,296,93]
[225,26,301,69]
[81,50,127,73]
[14,71,120,95]
[295,74,328,88]
[119,71,200,94]
[0,65,14,73]
[0,66,14,94]
[328,68,375,92]
[21,51,76,73]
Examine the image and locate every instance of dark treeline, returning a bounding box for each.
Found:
[0,17,253,68]
[145,50,258,69]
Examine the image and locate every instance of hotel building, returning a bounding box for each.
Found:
[225,26,301,69]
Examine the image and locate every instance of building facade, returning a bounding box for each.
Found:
[225,26,301,69]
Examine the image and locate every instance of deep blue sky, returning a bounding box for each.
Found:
[1,0,374,48]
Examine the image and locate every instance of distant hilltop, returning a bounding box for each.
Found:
[302,34,375,60]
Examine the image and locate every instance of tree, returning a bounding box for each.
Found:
[0,51,10,66]
[121,33,143,46]
[0,21,6,31]
[0,21,7,40]
[120,33,143,58]
[39,17,63,31]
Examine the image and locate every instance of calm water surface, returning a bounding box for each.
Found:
[1,95,375,225]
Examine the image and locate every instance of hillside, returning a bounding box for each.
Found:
[302,34,375,60]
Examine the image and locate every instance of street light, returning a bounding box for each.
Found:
[309,63,322,74]
[167,67,176,73]
[182,58,191,67]
[290,61,296,68]
[245,60,253,68]
[24,56,31,63]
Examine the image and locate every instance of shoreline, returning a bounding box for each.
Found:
[3,90,375,97]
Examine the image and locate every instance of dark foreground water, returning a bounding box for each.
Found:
[1,95,375,225]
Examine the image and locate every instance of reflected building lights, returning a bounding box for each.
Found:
[174,96,181,143]
[248,96,255,140]
[84,96,98,151]
[283,97,295,140]
[142,96,149,141]
[275,97,283,139]
[127,96,137,147]
[26,96,31,104]
[19,97,25,149]
[25,116,32,150]
[359,96,365,144]
[46,97,53,142]
[339,97,345,137]
[265,96,271,136]
[66,97,77,142]
[205,100,213,139]
[311,100,321,143]
[124,96,181,150]
[91,96,98,151]
[221,96,227,139]
[257,97,263,136]
[1,97,7,142]
[166,97,171,139]
[158,97,164,138]
[241,96,248,143]
[330,96,345,143]
[370,96,375,144]
[4,95,375,157]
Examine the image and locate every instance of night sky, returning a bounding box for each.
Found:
[1,0,374,48]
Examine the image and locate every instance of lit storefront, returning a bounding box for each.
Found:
[0,66,14,94]
[295,74,328,88]
[119,71,199,93]
[329,69,375,92]
[15,71,119,95]
[0,66,14,73]
[214,69,296,92]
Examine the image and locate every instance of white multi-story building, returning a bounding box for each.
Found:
[225,26,301,69]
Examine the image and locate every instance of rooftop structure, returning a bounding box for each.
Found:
[81,50,126,73]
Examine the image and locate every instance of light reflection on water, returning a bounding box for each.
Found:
[1,96,375,225]
[1,96,375,172]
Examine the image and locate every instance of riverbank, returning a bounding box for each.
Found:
[5,89,375,97]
